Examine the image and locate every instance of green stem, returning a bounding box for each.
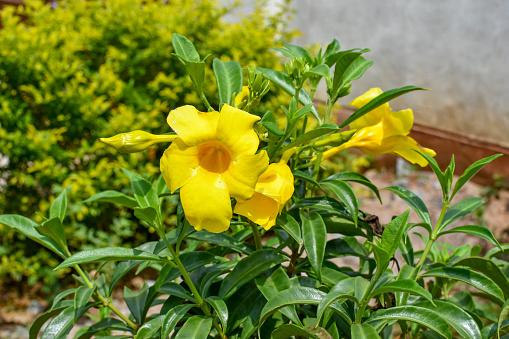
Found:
[200,91,213,112]
[160,232,225,338]
[355,268,384,324]
[251,222,263,250]
[324,98,334,124]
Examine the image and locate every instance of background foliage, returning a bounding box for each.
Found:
[0,0,296,288]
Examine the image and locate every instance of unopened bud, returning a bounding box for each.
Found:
[314,130,357,148]
[100,130,177,153]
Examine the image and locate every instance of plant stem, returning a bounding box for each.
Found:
[200,91,213,112]
[355,268,384,324]
[324,98,334,124]
[251,222,263,250]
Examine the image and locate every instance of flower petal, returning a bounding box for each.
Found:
[180,169,232,233]
[349,88,388,130]
[222,151,269,200]
[216,104,260,156]
[160,138,199,192]
[255,163,294,207]
[383,109,414,137]
[234,192,279,230]
[167,105,220,146]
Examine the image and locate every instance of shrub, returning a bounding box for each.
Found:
[0,0,296,287]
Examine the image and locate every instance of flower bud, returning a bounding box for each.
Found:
[100,130,177,153]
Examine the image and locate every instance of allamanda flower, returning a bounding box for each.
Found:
[160,104,269,233]
[322,88,436,166]
[234,160,294,230]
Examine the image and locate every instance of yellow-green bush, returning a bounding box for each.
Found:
[0,0,295,287]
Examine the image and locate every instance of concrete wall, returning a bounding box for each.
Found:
[224,0,509,148]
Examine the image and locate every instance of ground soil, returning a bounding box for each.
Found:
[1,165,508,338]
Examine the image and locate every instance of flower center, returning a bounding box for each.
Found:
[198,141,232,173]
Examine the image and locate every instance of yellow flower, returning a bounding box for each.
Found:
[322,88,436,166]
[160,104,269,233]
[100,130,177,153]
[234,162,294,230]
[235,86,250,107]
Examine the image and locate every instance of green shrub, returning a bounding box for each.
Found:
[0,0,295,287]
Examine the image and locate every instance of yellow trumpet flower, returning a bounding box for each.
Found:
[322,88,436,166]
[160,104,269,233]
[234,161,294,230]
[100,130,177,153]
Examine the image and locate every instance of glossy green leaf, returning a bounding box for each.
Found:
[281,43,314,63]
[175,315,212,339]
[325,236,370,259]
[367,306,452,339]
[255,266,301,325]
[371,243,391,272]
[481,320,509,339]
[280,123,338,152]
[271,324,319,339]
[83,190,138,209]
[74,285,96,323]
[199,261,237,296]
[55,247,167,270]
[291,196,352,219]
[133,206,158,225]
[305,64,331,78]
[422,267,504,302]
[439,197,484,232]
[51,289,76,311]
[351,323,380,339]
[369,279,433,303]
[323,216,367,237]
[384,186,431,226]
[381,210,410,257]
[323,39,341,65]
[0,214,67,258]
[293,170,322,189]
[485,244,509,259]
[188,230,253,254]
[331,50,370,95]
[415,150,445,195]
[30,305,68,339]
[439,225,501,249]
[50,189,67,222]
[213,58,242,108]
[260,110,285,136]
[321,179,359,227]
[451,154,502,201]
[319,267,350,288]
[172,33,200,62]
[316,290,359,326]
[161,304,195,339]
[325,172,381,203]
[40,307,75,339]
[37,217,67,251]
[206,296,228,334]
[184,60,207,93]
[74,318,132,339]
[301,211,327,282]
[135,314,165,339]
[219,249,285,300]
[257,67,320,122]
[290,103,315,124]
[121,168,159,211]
[498,298,509,338]
[276,213,302,245]
[226,280,265,335]
[413,300,481,339]
[124,282,149,324]
[159,282,195,302]
[339,86,426,129]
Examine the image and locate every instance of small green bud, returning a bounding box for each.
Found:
[100,130,177,153]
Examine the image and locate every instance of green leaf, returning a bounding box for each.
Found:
[276,213,302,245]
[124,282,149,324]
[324,39,341,65]
[381,210,410,257]
[175,315,213,339]
[319,267,350,288]
[161,304,195,339]
[293,170,322,189]
[325,171,381,203]
[172,33,200,62]
[41,307,75,339]
[333,55,373,98]
[369,279,433,303]
[271,324,319,339]
[30,305,68,339]
[55,247,167,270]
[305,64,331,78]
[188,230,253,254]
[443,155,455,198]
[339,86,426,129]
[482,320,509,339]
[281,123,338,152]
[351,323,380,339]
[83,190,138,208]
[331,50,370,95]
[74,318,132,339]
[413,300,481,339]
[257,67,320,122]
[74,285,96,323]
[291,196,352,219]
[133,206,158,225]
[453,257,509,299]
[282,43,314,63]
[0,214,67,258]
[321,179,359,227]
[325,236,370,259]
[384,186,431,226]
[135,314,165,339]
[183,60,206,93]
[316,290,360,326]
[206,296,228,334]
[37,217,67,251]
[439,225,501,249]
[255,266,301,326]
[371,243,391,272]
[499,299,509,339]
[260,110,285,136]
[415,150,445,194]
[291,103,315,124]
[50,189,67,222]
[451,154,502,201]
[213,58,242,108]
[219,249,285,300]
[323,216,367,237]
[301,211,327,282]
[485,244,509,259]
[422,267,504,302]
[121,168,160,211]
[159,282,195,302]
[367,306,452,339]
[439,197,484,232]
[51,289,76,311]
